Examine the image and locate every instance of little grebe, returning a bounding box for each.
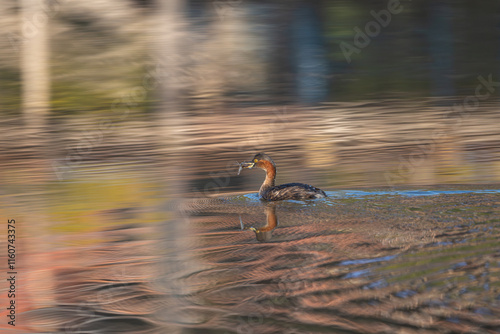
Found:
[239,153,327,201]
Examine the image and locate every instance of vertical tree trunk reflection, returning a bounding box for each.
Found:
[21,0,50,131]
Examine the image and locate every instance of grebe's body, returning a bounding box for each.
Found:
[239,153,327,201]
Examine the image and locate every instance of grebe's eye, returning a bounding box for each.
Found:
[254,159,258,163]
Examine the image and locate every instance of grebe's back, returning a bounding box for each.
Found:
[261,182,327,201]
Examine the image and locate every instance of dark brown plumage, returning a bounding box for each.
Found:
[239,153,327,201]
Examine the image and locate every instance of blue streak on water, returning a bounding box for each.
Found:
[343,268,371,279]
[233,189,500,204]
[339,255,397,266]
[452,261,467,269]
[363,279,388,290]
[395,290,417,298]
[326,189,500,198]
[244,193,259,199]
[474,307,493,316]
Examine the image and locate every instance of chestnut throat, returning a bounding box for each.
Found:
[259,161,276,196]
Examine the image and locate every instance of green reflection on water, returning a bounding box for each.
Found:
[46,174,166,234]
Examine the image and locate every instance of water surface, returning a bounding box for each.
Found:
[2,165,498,333]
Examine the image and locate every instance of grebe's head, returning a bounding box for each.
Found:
[240,152,276,170]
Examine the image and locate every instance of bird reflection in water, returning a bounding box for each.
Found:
[240,202,278,242]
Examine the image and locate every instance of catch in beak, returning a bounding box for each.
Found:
[237,161,255,175]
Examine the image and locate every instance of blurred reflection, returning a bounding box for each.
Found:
[175,189,500,333]
[240,202,278,242]
[2,163,500,333]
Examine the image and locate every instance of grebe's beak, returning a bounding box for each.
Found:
[237,161,255,175]
[240,161,255,169]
